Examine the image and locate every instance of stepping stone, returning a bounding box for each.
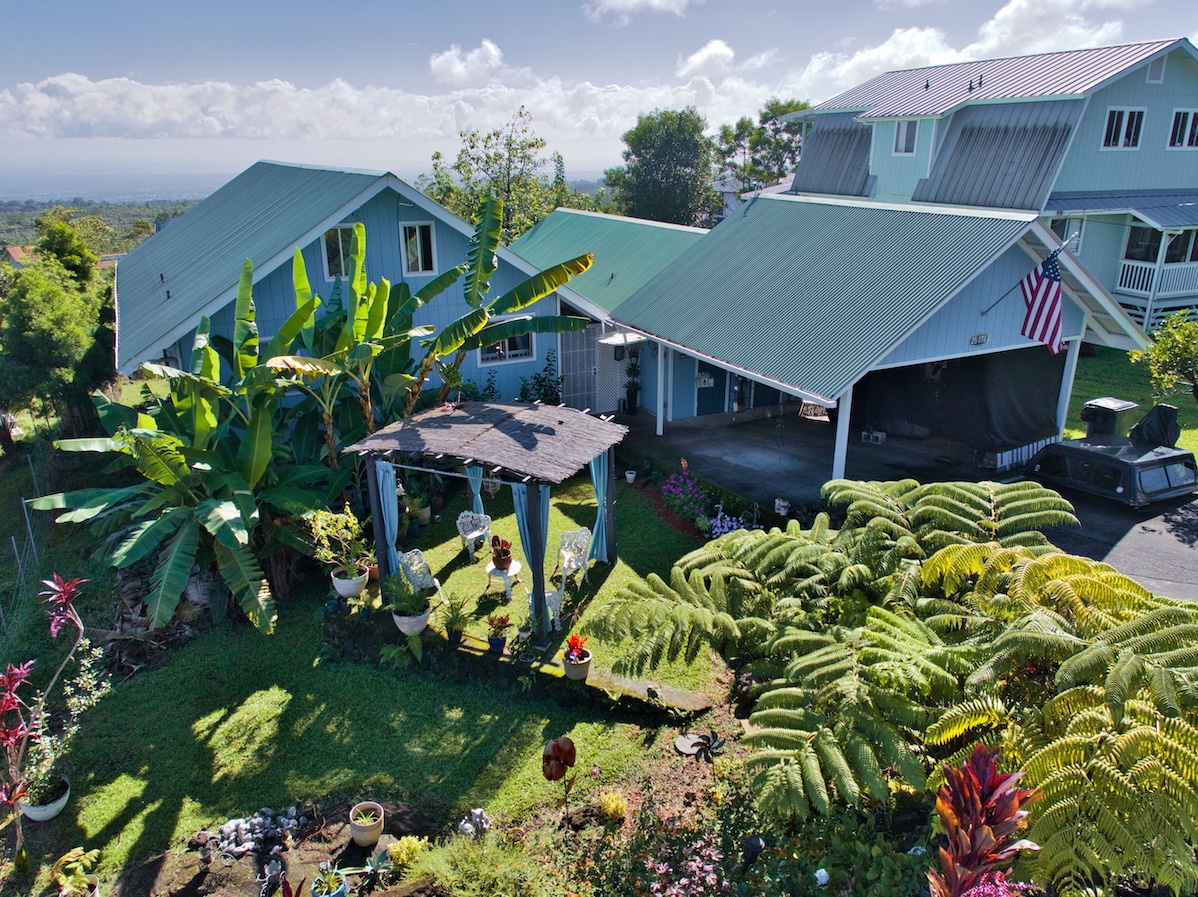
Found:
[674,733,706,756]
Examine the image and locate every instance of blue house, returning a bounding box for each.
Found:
[514,40,1196,479]
[114,160,570,401]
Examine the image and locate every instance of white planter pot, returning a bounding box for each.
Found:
[625,470,637,484]
[417,506,432,526]
[19,777,70,821]
[349,800,385,847]
[774,498,791,516]
[563,649,592,681]
[331,565,368,599]
[391,608,430,635]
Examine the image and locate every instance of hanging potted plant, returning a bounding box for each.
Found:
[485,614,510,654]
[491,536,513,571]
[562,633,592,681]
[383,573,432,636]
[306,504,369,599]
[52,847,101,896]
[349,801,385,847]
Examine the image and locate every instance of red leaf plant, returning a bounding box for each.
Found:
[564,633,588,662]
[929,743,1041,897]
[1,574,89,872]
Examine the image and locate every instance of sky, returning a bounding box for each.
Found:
[1,0,1196,193]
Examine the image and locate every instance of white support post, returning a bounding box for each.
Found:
[1056,337,1082,436]
[666,348,675,423]
[655,343,665,436]
[831,386,854,480]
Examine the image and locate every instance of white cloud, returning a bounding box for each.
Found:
[779,0,1136,101]
[428,39,509,87]
[875,0,946,7]
[584,0,703,26]
[741,49,783,72]
[676,39,735,77]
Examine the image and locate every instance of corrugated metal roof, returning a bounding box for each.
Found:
[913,100,1083,210]
[610,195,1037,403]
[510,208,706,316]
[788,113,873,197]
[816,39,1184,119]
[1046,189,1198,229]
[115,161,390,370]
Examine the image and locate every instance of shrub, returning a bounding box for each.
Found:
[402,833,555,897]
[599,791,627,823]
[661,464,709,519]
[388,835,428,869]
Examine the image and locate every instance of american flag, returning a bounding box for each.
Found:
[1020,249,1064,354]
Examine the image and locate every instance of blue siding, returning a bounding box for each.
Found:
[671,354,697,419]
[870,119,935,203]
[1054,49,1198,193]
[878,243,1085,366]
[1073,214,1129,292]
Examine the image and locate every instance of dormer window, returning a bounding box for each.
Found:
[1102,107,1144,150]
[893,120,917,155]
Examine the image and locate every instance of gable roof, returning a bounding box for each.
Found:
[815,39,1190,119]
[115,160,543,375]
[510,208,705,318]
[2,246,36,267]
[609,195,1079,404]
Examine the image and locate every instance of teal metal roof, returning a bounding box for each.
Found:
[115,161,391,371]
[1047,189,1198,229]
[510,208,706,316]
[610,195,1038,403]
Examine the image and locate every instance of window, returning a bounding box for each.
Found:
[1169,109,1198,148]
[1124,225,1162,262]
[1164,231,1193,264]
[1146,56,1166,84]
[1049,217,1083,252]
[479,330,534,365]
[322,225,356,281]
[1102,107,1144,149]
[893,120,917,155]
[402,222,436,274]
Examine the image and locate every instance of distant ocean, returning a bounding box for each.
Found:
[0,171,233,202]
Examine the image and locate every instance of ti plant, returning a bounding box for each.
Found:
[929,744,1039,897]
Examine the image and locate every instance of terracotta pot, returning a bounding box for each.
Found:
[563,648,592,681]
[493,552,513,571]
[367,564,379,582]
[349,800,385,847]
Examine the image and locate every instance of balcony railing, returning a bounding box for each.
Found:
[1117,259,1198,298]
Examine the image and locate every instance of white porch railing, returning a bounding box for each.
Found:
[1117,259,1198,298]
[1118,260,1155,296]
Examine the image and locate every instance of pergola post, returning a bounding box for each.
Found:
[606,446,618,563]
[527,482,549,644]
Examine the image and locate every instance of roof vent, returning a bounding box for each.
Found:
[1146,57,1165,83]
[978,73,983,88]
[925,79,930,90]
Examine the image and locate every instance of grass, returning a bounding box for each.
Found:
[6,464,713,892]
[1064,346,1198,452]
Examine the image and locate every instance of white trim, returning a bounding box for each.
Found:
[321,224,356,283]
[1100,106,1146,150]
[1057,337,1082,434]
[1167,108,1198,150]
[1146,55,1166,83]
[893,119,918,155]
[400,220,438,276]
[832,385,854,480]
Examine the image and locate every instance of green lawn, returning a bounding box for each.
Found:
[11,473,712,891]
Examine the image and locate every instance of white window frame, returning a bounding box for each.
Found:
[893,120,918,156]
[1049,217,1084,254]
[321,224,356,283]
[1168,108,1198,150]
[478,316,535,367]
[1146,56,1166,84]
[1101,107,1146,150]
[401,221,437,276]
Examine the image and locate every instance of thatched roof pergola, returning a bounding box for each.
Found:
[347,402,628,642]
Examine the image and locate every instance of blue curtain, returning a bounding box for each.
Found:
[510,482,550,573]
[374,459,401,575]
[588,449,610,562]
[465,464,485,515]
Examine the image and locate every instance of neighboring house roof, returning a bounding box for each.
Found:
[1046,189,1198,229]
[815,39,1189,119]
[114,160,548,373]
[510,208,706,318]
[912,100,1085,210]
[2,246,36,267]
[789,113,874,197]
[609,194,1142,405]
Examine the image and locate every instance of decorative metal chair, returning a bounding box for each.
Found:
[526,586,566,632]
[399,549,439,592]
[456,511,492,560]
[552,527,591,585]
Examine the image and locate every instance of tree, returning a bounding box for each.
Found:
[1131,311,1198,404]
[717,115,757,192]
[715,98,810,192]
[604,107,720,226]
[36,219,98,284]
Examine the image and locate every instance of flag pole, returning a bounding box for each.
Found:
[979,232,1076,317]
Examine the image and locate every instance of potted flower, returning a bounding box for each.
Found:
[349,800,385,847]
[52,846,100,896]
[306,504,369,598]
[438,590,470,648]
[310,864,348,897]
[562,633,592,680]
[383,573,431,636]
[406,487,431,526]
[485,614,510,654]
[491,536,513,571]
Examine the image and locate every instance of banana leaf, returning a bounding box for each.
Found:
[146,520,200,628]
[232,259,259,380]
[464,192,501,308]
[487,253,593,316]
[111,506,191,568]
[463,315,591,351]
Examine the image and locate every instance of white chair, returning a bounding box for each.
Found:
[552,527,591,586]
[527,586,566,632]
[399,549,439,593]
[456,511,491,560]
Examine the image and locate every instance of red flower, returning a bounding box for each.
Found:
[565,633,588,662]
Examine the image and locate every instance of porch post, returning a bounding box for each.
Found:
[1056,337,1082,436]
[656,342,665,436]
[831,385,854,480]
[527,482,549,643]
[666,348,675,422]
[1143,228,1174,330]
